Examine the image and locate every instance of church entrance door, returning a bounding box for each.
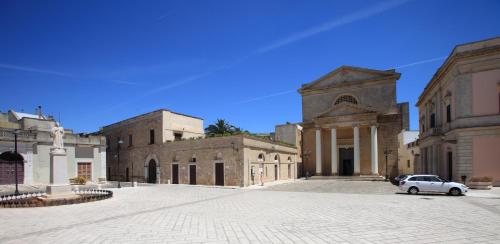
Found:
[339,148,354,176]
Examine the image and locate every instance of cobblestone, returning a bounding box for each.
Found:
[0,182,499,243]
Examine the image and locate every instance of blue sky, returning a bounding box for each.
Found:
[1,0,499,133]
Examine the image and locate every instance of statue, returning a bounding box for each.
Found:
[51,123,65,150]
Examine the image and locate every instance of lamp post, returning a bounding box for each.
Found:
[383,147,392,181]
[303,151,310,179]
[13,129,21,195]
[117,139,123,188]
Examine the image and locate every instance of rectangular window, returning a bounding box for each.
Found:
[430,113,436,128]
[407,160,410,168]
[149,129,155,144]
[174,132,183,141]
[129,134,133,147]
[77,162,92,180]
[446,105,451,123]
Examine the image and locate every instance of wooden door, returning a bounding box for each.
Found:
[172,164,179,184]
[215,163,224,186]
[189,165,196,185]
[0,160,24,185]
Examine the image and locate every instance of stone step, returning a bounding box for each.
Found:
[309,175,386,181]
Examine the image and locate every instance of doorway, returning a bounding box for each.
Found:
[189,165,196,185]
[148,160,157,184]
[215,163,224,186]
[339,148,354,176]
[171,164,179,184]
[0,151,24,185]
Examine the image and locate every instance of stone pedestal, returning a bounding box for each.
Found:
[46,148,73,195]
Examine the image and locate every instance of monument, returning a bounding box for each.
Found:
[46,123,73,195]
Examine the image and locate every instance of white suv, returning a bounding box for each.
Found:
[398,175,468,196]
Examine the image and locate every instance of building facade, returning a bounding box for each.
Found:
[397,130,419,175]
[0,110,106,185]
[299,66,407,178]
[274,123,303,175]
[102,109,298,187]
[416,37,500,185]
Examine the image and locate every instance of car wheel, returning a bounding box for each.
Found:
[449,187,461,196]
[408,187,419,195]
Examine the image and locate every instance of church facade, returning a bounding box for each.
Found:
[299,66,408,178]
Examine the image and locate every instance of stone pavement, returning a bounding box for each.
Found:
[1,181,500,243]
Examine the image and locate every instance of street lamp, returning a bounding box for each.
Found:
[13,129,21,195]
[383,147,392,181]
[117,139,123,188]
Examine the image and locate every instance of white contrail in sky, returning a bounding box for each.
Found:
[126,0,413,100]
[235,54,445,104]
[254,0,413,55]
[0,63,73,77]
[393,56,447,69]
[235,89,296,104]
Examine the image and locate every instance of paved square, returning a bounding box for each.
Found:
[1,181,500,243]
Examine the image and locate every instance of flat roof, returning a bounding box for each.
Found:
[102,109,203,129]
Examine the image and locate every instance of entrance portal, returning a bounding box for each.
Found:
[189,165,196,185]
[215,163,224,186]
[171,164,179,184]
[0,151,24,185]
[339,148,354,176]
[148,160,157,183]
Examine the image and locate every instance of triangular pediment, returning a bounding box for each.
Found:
[316,103,378,118]
[299,66,399,92]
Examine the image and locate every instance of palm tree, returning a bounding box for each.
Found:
[205,119,242,137]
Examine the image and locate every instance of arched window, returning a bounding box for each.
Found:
[287,156,292,163]
[334,95,358,105]
[274,155,279,162]
[258,153,265,161]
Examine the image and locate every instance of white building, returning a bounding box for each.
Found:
[0,110,107,185]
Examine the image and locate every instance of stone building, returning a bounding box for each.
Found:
[299,66,408,178]
[101,109,297,187]
[0,110,106,185]
[397,130,419,175]
[416,37,500,185]
[274,123,303,175]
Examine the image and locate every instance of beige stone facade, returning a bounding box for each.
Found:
[274,123,303,175]
[101,109,297,187]
[299,66,407,179]
[397,130,419,175]
[416,37,500,185]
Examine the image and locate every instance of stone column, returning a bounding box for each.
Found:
[370,125,379,175]
[331,127,338,175]
[353,125,360,175]
[315,128,322,175]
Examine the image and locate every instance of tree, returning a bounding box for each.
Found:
[205,119,242,137]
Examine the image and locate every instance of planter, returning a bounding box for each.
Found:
[468,181,492,190]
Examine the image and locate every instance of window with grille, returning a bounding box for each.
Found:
[334,95,358,105]
[78,162,92,180]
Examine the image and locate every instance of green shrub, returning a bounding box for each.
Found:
[70,176,87,185]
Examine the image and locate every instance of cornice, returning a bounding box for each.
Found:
[417,44,500,106]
